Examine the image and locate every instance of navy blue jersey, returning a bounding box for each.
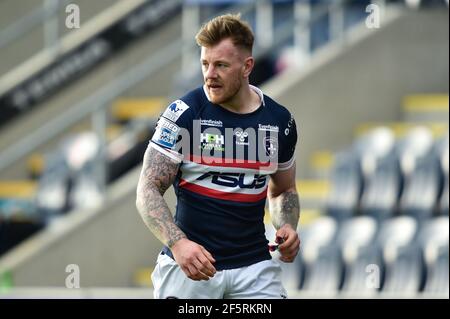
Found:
[150,85,298,270]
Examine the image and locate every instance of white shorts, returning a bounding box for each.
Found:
[151,253,288,299]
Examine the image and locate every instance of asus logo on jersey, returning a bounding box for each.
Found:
[196,172,266,189]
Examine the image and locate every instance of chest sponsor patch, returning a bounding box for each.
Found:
[200,119,223,127]
[258,124,279,132]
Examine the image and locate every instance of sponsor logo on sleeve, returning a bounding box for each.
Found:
[152,118,180,149]
[162,100,189,122]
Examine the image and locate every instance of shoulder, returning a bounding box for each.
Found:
[179,87,207,114]
[161,87,206,124]
[263,95,295,125]
[263,95,298,144]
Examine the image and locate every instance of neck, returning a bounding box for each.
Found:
[221,83,260,114]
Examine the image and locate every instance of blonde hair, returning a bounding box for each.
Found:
[195,13,254,53]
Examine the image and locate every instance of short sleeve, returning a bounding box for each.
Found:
[150,100,191,163]
[278,114,298,171]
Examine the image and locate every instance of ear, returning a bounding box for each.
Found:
[242,56,254,78]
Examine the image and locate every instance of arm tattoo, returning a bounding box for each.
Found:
[269,190,300,230]
[136,145,187,248]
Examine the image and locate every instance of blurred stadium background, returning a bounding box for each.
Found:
[0,0,448,299]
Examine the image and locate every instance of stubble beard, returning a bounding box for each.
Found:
[209,77,242,105]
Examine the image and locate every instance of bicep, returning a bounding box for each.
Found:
[268,163,297,198]
[137,143,180,195]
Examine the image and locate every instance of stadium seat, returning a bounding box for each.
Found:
[423,243,449,296]
[400,132,448,220]
[360,152,402,221]
[399,154,441,220]
[418,216,449,296]
[353,127,396,162]
[301,245,342,296]
[327,151,363,220]
[328,127,397,221]
[438,134,449,216]
[440,176,449,216]
[299,216,341,296]
[337,216,379,296]
[357,128,399,221]
[396,127,434,175]
[380,216,422,296]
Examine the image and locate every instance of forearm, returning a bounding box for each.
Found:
[136,146,186,248]
[268,190,300,230]
[136,188,186,248]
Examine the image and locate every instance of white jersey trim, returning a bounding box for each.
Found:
[277,154,295,171]
[150,141,183,163]
[181,159,277,175]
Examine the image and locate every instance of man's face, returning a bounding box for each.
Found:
[200,38,250,105]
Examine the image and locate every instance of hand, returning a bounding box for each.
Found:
[171,238,217,281]
[275,224,300,263]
